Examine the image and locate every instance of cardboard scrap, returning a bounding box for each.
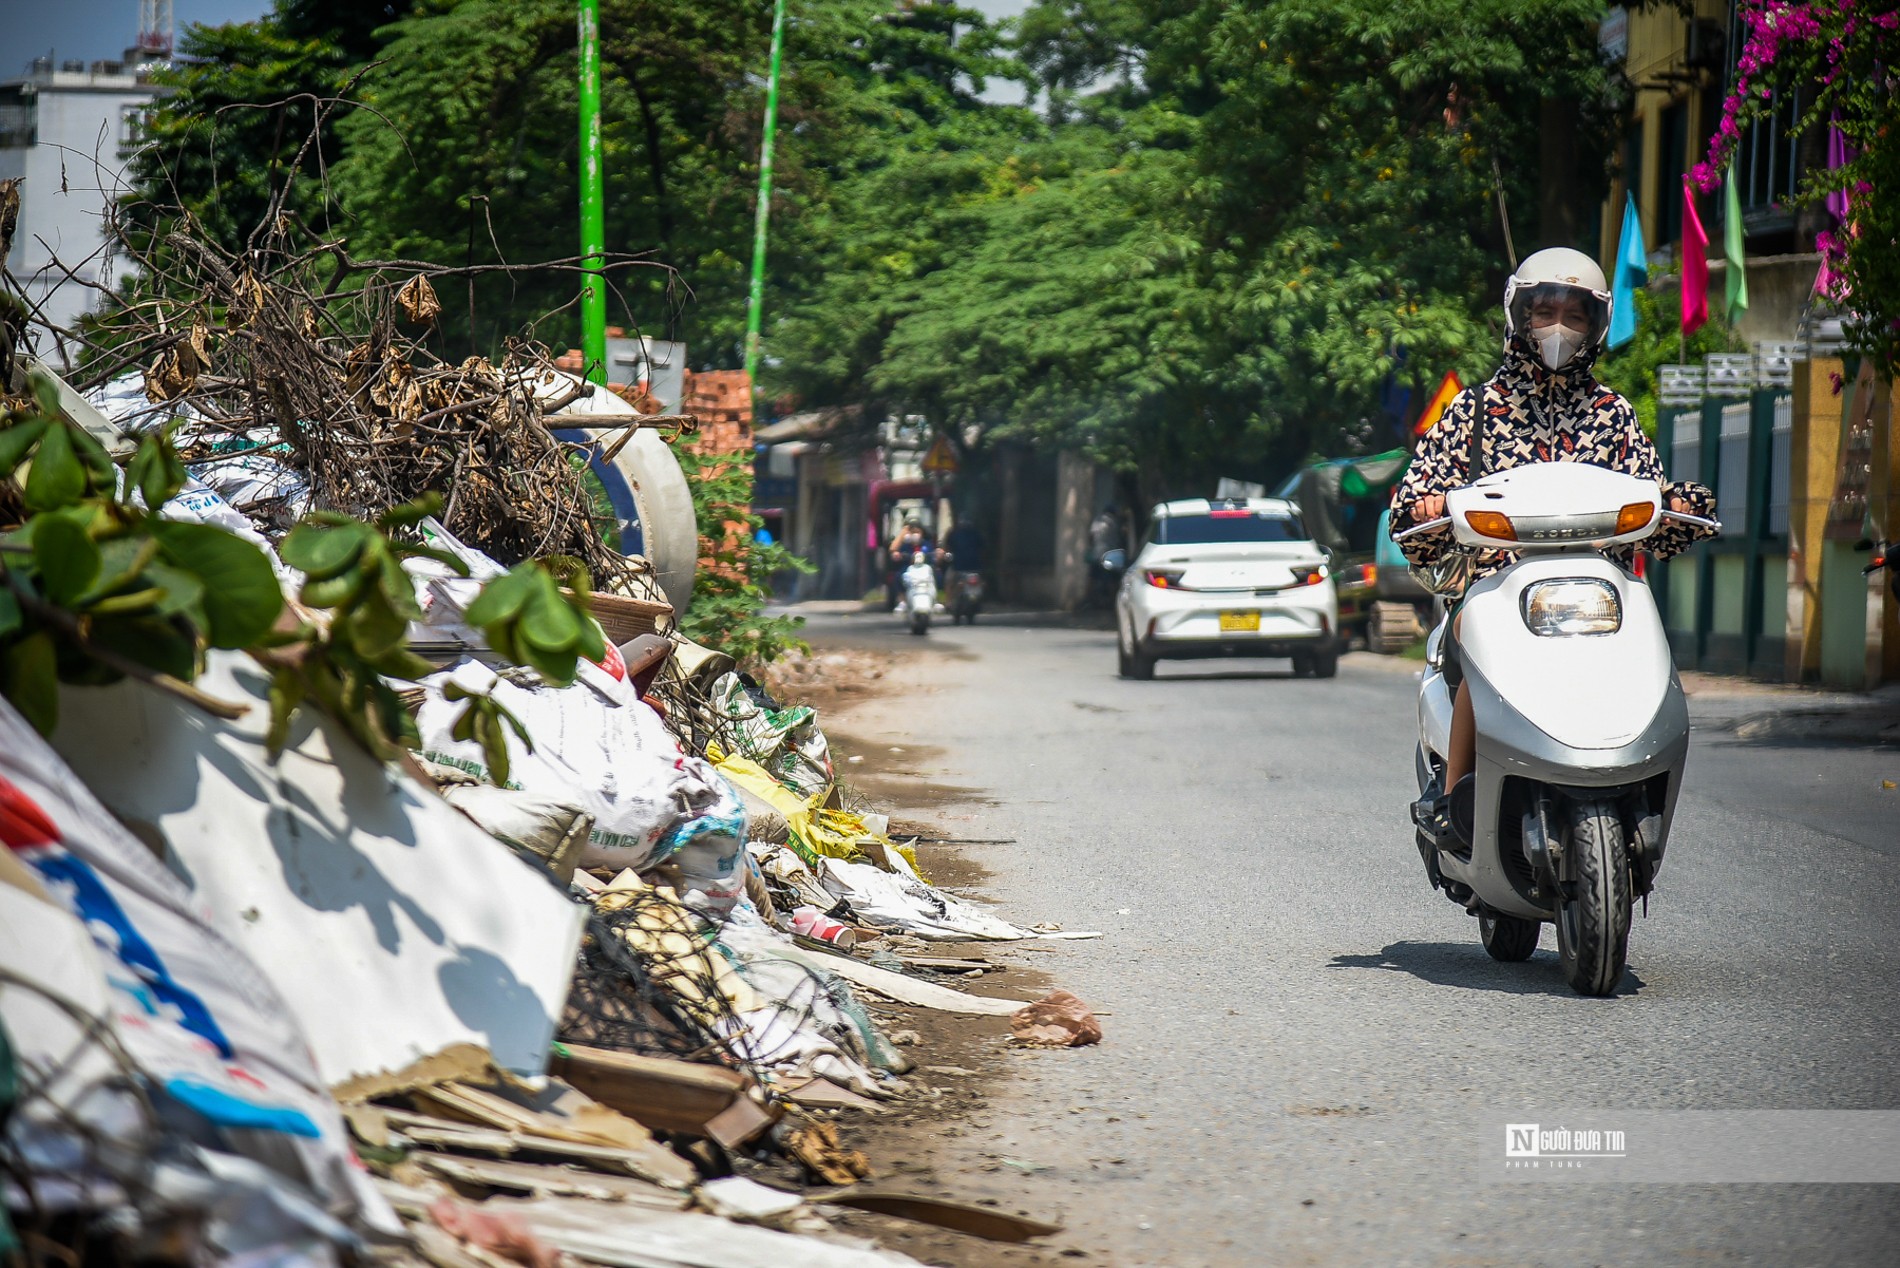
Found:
[550,1043,778,1148]
[823,1191,1064,1243]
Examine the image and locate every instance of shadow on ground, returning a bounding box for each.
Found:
[1327,940,1647,997]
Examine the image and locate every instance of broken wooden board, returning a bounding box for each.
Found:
[898,956,994,973]
[488,1193,929,1267]
[778,1077,890,1115]
[412,1153,688,1208]
[821,1190,1063,1243]
[771,945,1032,1016]
[550,1043,777,1148]
[409,1080,696,1189]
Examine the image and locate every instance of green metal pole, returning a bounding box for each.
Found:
[743,0,787,387]
[578,0,606,386]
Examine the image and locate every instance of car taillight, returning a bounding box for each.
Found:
[1144,569,1188,589]
[1294,565,1329,587]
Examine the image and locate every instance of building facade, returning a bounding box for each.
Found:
[0,53,164,366]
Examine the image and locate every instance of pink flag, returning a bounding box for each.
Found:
[1681,177,1709,336]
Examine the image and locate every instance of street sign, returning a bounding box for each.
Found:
[1412,370,1464,437]
[922,435,959,475]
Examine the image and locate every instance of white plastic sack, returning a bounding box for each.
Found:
[404,517,507,654]
[818,854,1030,942]
[0,697,393,1229]
[47,651,587,1087]
[416,658,745,878]
[710,673,833,798]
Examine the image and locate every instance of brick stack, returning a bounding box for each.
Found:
[678,369,753,457]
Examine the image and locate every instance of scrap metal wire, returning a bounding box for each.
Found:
[560,890,875,1088]
[560,900,748,1071]
[0,966,163,1257]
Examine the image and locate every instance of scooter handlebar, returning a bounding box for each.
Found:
[1661,509,1723,534]
[1391,516,1452,543]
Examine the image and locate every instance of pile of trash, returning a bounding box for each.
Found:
[1,381,1098,1266]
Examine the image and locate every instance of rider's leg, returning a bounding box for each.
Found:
[1444,612,1475,790]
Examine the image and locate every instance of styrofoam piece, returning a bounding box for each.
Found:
[48,651,587,1086]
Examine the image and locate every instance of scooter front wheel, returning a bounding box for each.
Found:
[1479,911,1540,962]
[1554,797,1633,996]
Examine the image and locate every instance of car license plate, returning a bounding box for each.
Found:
[1218,610,1260,632]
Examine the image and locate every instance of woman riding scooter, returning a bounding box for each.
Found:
[1388,247,1718,839]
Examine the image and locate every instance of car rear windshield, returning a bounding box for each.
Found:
[1152,510,1305,545]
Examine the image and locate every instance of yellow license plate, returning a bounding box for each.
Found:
[1218,610,1260,632]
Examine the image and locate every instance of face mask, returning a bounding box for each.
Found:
[1530,321,1587,370]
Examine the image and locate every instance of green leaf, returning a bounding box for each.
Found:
[33,515,102,607]
[265,667,305,758]
[2,631,60,735]
[344,585,410,660]
[366,646,436,680]
[378,550,422,622]
[69,425,116,494]
[128,431,188,510]
[376,494,443,531]
[299,572,362,609]
[394,542,470,577]
[0,589,20,639]
[152,521,284,648]
[280,521,368,580]
[576,616,606,664]
[22,423,85,512]
[142,560,208,628]
[518,588,582,654]
[88,613,197,682]
[464,564,536,627]
[84,537,161,603]
[0,418,48,478]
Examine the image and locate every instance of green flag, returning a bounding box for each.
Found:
[1724,164,1749,324]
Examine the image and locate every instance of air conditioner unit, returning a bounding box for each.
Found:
[1754,341,1798,387]
[1658,363,1705,408]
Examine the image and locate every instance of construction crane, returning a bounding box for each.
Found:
[135,0,175,59]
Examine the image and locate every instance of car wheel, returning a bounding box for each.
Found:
[1117,621,1155,680]
[1311,645,1340,678]
[1290,653,1314,678]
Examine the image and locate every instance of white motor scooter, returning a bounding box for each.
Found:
[1395,462,1720,996]
[901,550,937,636]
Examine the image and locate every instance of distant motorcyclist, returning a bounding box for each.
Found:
[887,517,936,609]
[1388,247,1717,834]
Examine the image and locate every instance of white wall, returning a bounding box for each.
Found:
[3,74,155,364]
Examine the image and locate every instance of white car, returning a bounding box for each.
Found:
[1115,497,1341,679]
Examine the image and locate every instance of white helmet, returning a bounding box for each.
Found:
[1502,247,1613,370]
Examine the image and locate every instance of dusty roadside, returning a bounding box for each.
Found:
[764,645,1102,1267]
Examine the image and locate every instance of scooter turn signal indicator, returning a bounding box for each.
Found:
[1463,510,1516,541]
[1615,501,1656,534]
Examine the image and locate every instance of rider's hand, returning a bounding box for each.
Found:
[1667,494,1692,514]
[1412,494,1447,524]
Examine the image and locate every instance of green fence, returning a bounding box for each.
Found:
[1654,388,1793,678]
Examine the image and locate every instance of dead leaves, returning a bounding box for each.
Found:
[397,274,442,326]
[143,319,213,403]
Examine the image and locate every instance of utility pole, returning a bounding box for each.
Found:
[743,0,787,389]
[577,0,606,386]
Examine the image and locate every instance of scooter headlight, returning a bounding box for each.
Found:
[1522,578,1621,636]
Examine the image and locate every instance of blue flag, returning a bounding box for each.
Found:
[1608,192,1646,349]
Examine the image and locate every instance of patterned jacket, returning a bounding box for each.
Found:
[1389,338,1716,580]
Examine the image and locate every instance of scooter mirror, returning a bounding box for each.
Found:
[1101,549,1127,571]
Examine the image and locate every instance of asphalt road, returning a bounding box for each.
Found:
[799,606,1900,1267]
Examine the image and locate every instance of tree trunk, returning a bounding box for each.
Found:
[1539,96,1579,249]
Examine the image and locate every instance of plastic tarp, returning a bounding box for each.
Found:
[1274,449,1411,558]
[46,651,587,1086]
[416,659,746,896]
[0,695,394,1234]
